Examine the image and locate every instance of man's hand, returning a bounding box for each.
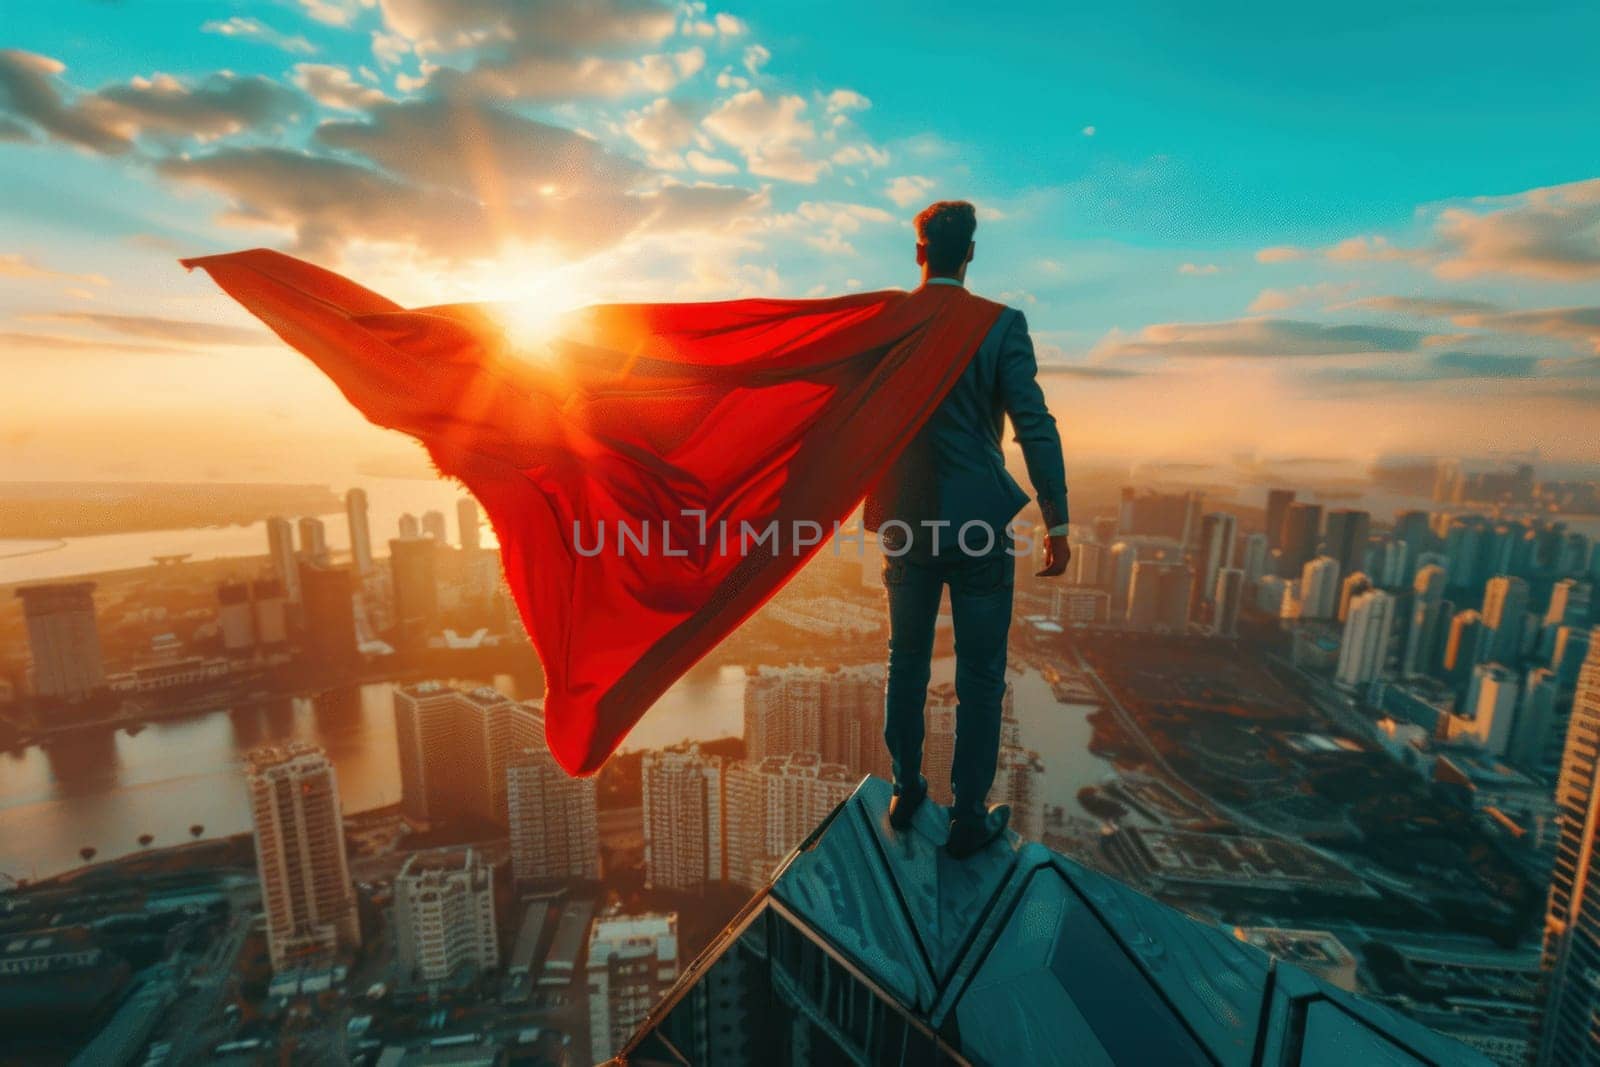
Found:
[1036,533,1071,578]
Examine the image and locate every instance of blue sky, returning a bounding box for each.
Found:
[3,1,1599,481]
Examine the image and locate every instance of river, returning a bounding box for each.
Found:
[0,657,1114,882]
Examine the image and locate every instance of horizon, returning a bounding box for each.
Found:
[4,1,1600,483]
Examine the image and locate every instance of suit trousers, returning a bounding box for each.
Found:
[881,547,1014,821]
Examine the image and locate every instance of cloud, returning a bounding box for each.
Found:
[158,99,764,261]
[0,50,131,153]
[703,89,824,182]
[1096,317,1430,361]
[714,13,746,36]
[28,311,270,345]
[1257,179,1600,282]
[685,149,738,175]
[1337,295,1500,318]
[885,174,935,208]
[1455,306,1600,355]
[91,72,303,141]
[293,64,388,110]
[824,89,869,114]
[299,0,373,26]
[1246,282,1355,314]
[0,331,177,355]
[0,253,109,287]
[201,17,318,55]
[1038,362,1145,379]
[1177,262,1218,276]
[0,114,30,141]
[1081,125,1095,137]
[1307,350,1543,386]
[427,46,704,101]
[1433,178,1600,281]
[623,95,701,162]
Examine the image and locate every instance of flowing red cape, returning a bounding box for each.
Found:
[183,249,1002,775]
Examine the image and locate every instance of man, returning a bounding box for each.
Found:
[865,200,1071,859]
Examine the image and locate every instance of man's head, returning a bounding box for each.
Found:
[914,200,977,280]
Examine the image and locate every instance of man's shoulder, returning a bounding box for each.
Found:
[962,292,1024,343]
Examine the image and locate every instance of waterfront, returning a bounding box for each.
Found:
[0,474,490,586]
[0,658,1113,883]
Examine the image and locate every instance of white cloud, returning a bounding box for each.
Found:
[885,175,935,207]
[1177,262,1219,276]
[200,17,317,55]
[293,63,387,110]
[825,89,869,113]
[703,89,824,182]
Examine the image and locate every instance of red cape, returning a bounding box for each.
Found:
[184,250,1002,774]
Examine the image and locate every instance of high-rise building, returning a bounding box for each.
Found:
[1127,559,1192,630]
[507,709,601,883]
[1197,512,1236,605]
[16,583,106,702]
[1118,489,1202,545]
[1335,590,1395,691]
[393,683,540,827]
[1537,642,1600,1065]
[1068,539,1106,588]
[1297,556,1341,621]
[266,516,302,604]
[1554,626,1593,691]
[1394,510,1433,582]
[1241,531,1270,583]
[1451,664,1519,755]
[588,912,679,1062]
[217,580,256,652]
[642,746,725,890]
[922,682,1018,809]
[297,560,358,668]
[245,743,360,971]
[1108,541,1138,619]
[297,516,329,566]
[1372,538,1409,589]
[1443,519,1483,591]
[1509,667,1560,776]
[1213,567,1244,637]
[393,848,498,984]
[398,512,420,539]
[389,536,438,646]
[1336,571,1371,624]
[1279,502,1323,578]
[1322,509,1371,578]
[1402,564,1449,678]
[252,578,289,646]
[456,498,481,551]
[345,488,374,575]
[1265,488,1295,550]
[1482,575,1530,665]
[725,753,854,889]
[743,669,823,763]
[1053,586,1112,626]
[1443,610,1490,692]
[421,509,448,541]
[1546,578,1591,630]
[815,666,889,781]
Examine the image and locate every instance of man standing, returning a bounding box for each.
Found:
[865,200,1071,858]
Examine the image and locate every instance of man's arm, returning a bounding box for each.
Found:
[997,310,1070,534]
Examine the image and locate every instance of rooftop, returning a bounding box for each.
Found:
[621,776,1489,1066]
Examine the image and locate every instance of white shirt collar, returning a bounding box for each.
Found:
[923,277,965,289]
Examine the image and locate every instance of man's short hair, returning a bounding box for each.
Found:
[914,200,977,273]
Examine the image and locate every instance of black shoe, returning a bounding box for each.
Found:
[888,778,927,831]
[945,804,1011,859]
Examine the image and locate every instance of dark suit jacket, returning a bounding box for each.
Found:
[865,292,1069,555]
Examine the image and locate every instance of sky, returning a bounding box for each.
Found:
[3,0,1599,484]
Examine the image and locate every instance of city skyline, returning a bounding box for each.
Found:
[4,3,1600,484]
